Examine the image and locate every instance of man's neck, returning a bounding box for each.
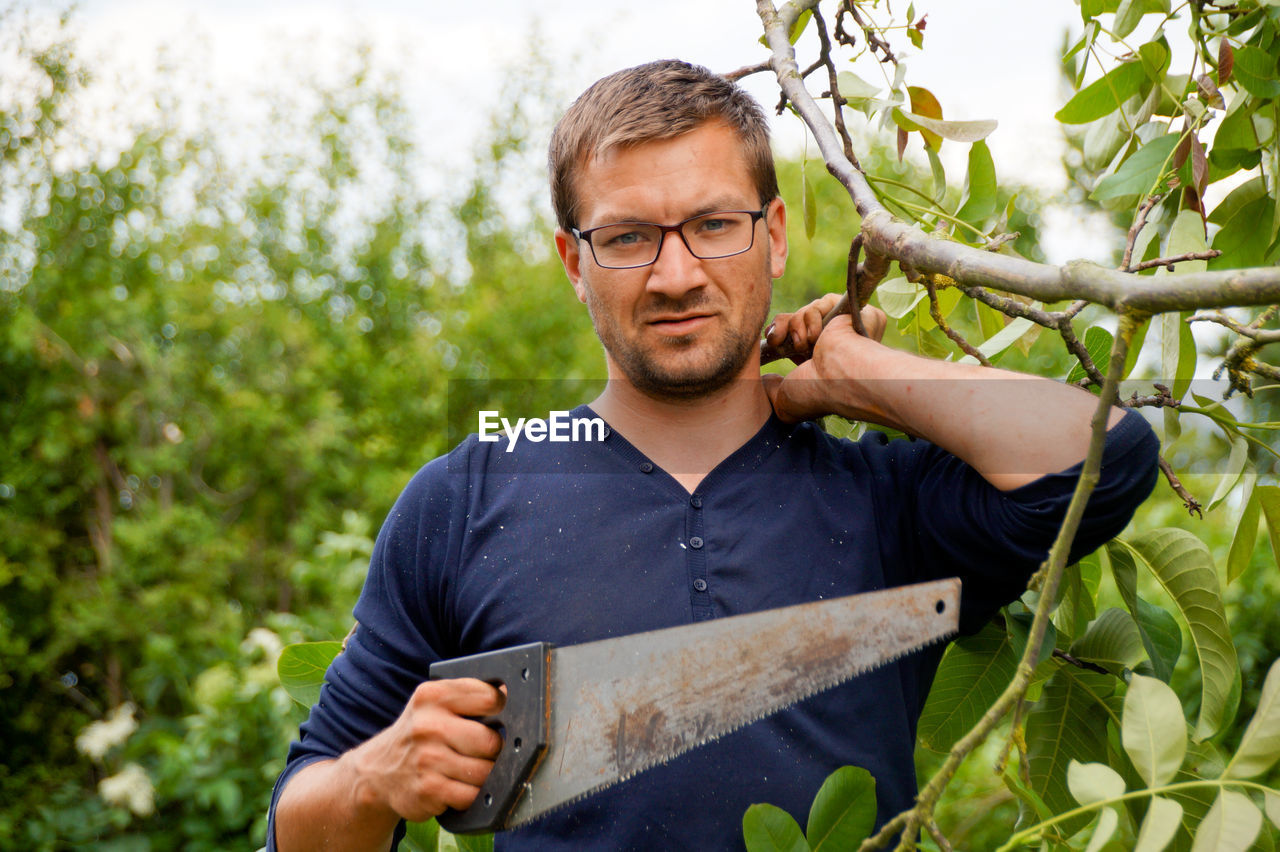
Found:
[590,373,774,493]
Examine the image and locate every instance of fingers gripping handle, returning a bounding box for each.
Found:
[428,642,552,833]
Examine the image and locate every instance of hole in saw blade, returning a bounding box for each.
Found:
[935,599,946,614]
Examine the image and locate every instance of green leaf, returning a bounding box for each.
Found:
[1007,608,1058,668]
[1227,483,1261,584]
[759,9,813,47]
[1205,430,1247,512]
[960,315,1037,364]
[873,276,925,319]
[1231,44,1280,99]
[1114,0,1145,38]
[743,803,809,852]
[1071,607,1146,671]
[1091,134,1179,204]
[918,620,1019,752]
[957,140,997,227]
[1027,668,1116,829]
[455,831,494,852]
[1208,176,1268,225]
[836,71,881,107]
[1267,790,1280,829]
[1109,532,1239,740]
[1134,796,1183,852]
[1084,807,1120,852]
[1138,38,1171,82]
[893,109,998,146]
[1122,673,1188,787]
[806,766,876,851]
[402,820,441,852]
[1165,208,1210,273]
[1223,657,1280,779]
[1067,325,1113,384]
[1057,58,1150,123]
[1056,553,1101,639]
[1084,111,1132,172]
[1123,316,1151,379]
[1159,310,1197,400]
[278,641,343,708]
[403,821,439,852]
[1131,596,1182,681]
[1256,485,1280,569]
[1191,791,1263,852]
[1068,759,1126,804]
[925,146,946,203]
[1211,95,1261,175]
[1210,194,1279,269]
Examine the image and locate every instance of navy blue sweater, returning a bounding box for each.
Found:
[270,406,1158,851]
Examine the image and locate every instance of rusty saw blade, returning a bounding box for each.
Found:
[428,577,960,833]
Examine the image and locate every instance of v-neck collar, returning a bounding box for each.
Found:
[576,403,796,498]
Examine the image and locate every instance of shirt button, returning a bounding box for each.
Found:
[690,495,703,508]
[639,462,653,473]
[689,536,704,549]
[693,578,708,592]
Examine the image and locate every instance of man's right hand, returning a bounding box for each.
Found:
[274,678,505,851]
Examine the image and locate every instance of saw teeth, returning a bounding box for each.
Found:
[504,628,954,829]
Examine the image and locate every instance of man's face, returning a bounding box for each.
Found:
[555,121,788,400]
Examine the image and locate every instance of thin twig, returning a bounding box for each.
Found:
[1188,311,1280,344]
[1121,194,1163,272]
[1057,320,1106,387]
[1158,454,1203,518]
[812,4,857,167]
[723,60,772,81]
[925,820,954,852]
[1130,249,1221,272]
[1051,648,1111,674]
[925,277,991,366]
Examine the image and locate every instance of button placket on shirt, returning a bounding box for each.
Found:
[687,491,712,620]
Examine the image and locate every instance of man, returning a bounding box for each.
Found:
[269,60,1158,850]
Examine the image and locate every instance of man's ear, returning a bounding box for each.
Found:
[766,198,788,280]
[554,228,588,303]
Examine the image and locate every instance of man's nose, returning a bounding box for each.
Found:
[646,230,707,296]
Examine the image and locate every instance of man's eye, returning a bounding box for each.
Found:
[603,230,649,247]
[696,217,734,234]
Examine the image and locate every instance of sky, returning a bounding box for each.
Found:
[23,0,1109,261]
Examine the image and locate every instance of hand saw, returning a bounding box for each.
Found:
[427,577,960,833]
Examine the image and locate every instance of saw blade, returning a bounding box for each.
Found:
[506,577,960,827]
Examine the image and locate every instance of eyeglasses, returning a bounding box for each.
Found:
[571,208,768,270]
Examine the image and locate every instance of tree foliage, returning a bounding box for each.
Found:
[5,2,1280,850]
[743,1,1280,849]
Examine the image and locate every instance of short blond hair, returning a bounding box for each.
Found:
[549,60,778,230]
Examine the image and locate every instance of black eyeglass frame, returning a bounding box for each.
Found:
[570,207,770,270]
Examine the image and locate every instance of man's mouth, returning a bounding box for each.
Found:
[647,313,714,334]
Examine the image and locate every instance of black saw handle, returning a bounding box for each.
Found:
[427,642,552,833]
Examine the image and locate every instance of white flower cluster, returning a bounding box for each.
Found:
[75,702,138,762]
[98,762,155,817]
[241,626,283,661]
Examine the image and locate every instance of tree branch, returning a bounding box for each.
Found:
[755,0,1280,312]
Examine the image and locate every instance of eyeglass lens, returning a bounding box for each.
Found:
[589,212,757,268]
